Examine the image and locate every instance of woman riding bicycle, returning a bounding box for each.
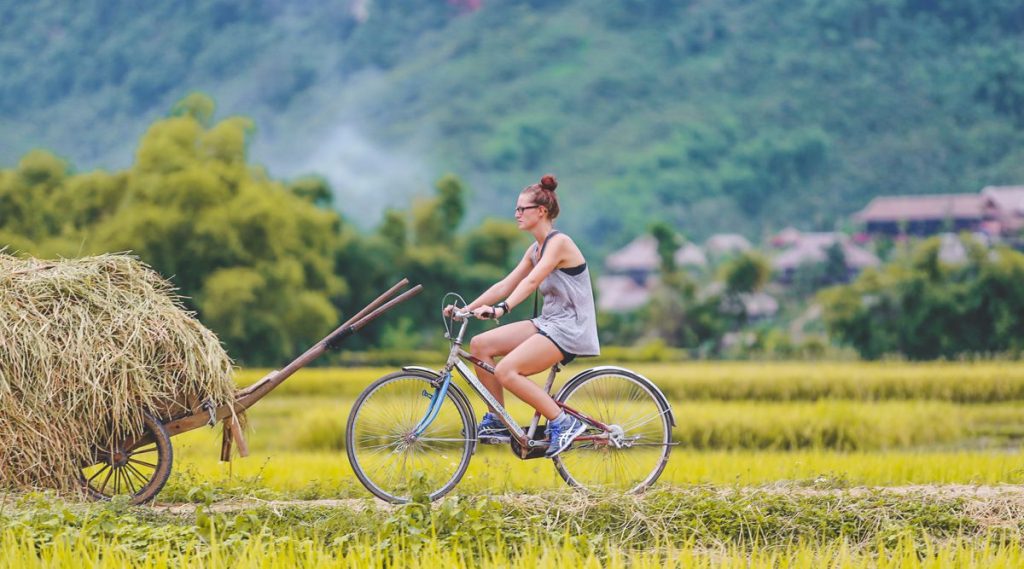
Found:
[444,174,599,458]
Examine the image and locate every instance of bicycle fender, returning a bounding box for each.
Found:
[555,366,676,427]
[402,366,479,452]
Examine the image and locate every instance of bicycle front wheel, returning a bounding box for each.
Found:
[346,370,475,503]
[552,368,673,494]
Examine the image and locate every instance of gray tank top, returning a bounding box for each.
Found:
[529,232,601,357]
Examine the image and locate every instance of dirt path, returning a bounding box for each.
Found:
[154,484,1024,515]
[156,497,387,515]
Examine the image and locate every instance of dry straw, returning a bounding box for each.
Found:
[0,253,235,493]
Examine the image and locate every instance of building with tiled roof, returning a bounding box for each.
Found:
[853,194,984,236]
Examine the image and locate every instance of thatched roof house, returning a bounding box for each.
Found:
[596,274,654,313]
[981,185,1024,236]
[604,236,708,276]
[772,231,879,282]
[704,233,752,256]
[604,236,661,274]
[598,234,708,313]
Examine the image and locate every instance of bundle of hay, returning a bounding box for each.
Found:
[0,253,235,492]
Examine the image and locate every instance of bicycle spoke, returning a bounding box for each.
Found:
[621,408,672,431]
[554,372,672,494]
[348,374,473,503]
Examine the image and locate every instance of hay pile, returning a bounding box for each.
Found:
[0,253,235,492]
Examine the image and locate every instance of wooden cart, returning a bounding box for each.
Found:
[79,279,422,504]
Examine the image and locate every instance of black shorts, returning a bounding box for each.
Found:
[536,329,577,366]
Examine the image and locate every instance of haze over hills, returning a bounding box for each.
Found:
[3,0,1024,251]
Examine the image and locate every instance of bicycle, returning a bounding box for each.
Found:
[345,294,676,503]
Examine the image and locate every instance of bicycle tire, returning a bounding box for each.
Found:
[552,368,673,494]
[346,370,475,503]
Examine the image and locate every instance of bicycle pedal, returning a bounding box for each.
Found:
[478,434,510,445]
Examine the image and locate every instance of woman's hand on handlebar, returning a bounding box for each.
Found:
[471,305,497,320]
[443,304,476,320]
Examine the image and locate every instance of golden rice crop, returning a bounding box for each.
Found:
[0,254,235,493]
[263,398,1018,452]
[630,362,1024,402]
[235,362,1024,402]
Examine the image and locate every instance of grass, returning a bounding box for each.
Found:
[7,362,1024,566]
[4,488,1024,567]
[227,395,1024,452]
[168,364,1024,500]
[236,362,1024,402]
[4,533,1024,568]
[233,366,1024,454]
[161,445,1024,500]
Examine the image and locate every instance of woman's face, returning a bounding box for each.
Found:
[514,192,545,229]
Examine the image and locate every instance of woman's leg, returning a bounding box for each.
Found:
[468,320,539,408]
[493,335,564,420]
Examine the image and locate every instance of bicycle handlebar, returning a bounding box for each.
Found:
[451,308,495,320]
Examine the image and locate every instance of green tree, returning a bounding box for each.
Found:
[649,221,682,274]
[289,176,334,208]
[413,174,466,246]
[820,236,1024,359]
[721,250,771,296]
[0,94,348,365]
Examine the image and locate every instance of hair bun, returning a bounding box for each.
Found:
[540,174,558,191]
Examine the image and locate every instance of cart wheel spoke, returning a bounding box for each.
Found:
[121,467,138,495]
[125,463,151,487]
[86,463,111,484]
[98,465,114,494]
[81,410,173,505]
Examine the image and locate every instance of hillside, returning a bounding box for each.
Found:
[2,0,1024,249]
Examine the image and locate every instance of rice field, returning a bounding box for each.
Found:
[5,361,1024,566]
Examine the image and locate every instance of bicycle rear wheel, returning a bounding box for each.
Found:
[346,370,475,503]
[552,368,672,494]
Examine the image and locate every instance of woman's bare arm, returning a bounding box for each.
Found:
[465,248,535,310]
[499,235,569,311]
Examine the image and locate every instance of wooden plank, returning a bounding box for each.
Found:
[229,416,249,458]
[220,420,233,462]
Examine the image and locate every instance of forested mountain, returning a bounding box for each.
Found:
[3,0,1024,250]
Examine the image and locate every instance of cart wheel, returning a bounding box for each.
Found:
[80,410,173,505]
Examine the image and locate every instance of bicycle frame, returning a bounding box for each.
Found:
[419,312,613,458]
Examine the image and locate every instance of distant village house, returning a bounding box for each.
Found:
[854,186,1024,238]
[598,233,777,319]
[770,229,880,283]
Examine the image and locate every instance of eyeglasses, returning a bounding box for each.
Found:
[515,205,542,215]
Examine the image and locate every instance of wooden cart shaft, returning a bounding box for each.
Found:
[163,279,422,438]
